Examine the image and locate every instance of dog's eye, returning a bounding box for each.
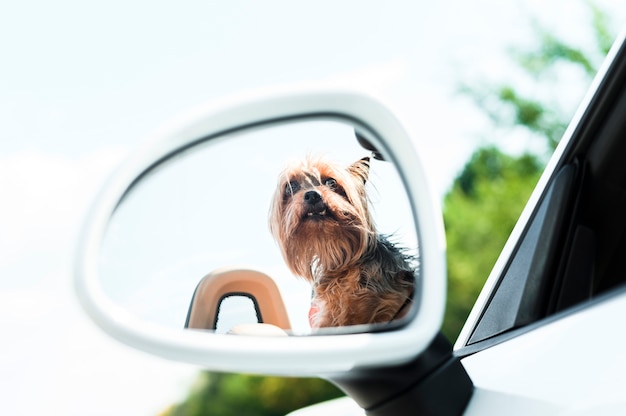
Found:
[285,181,300,197]
[324,178,338,190]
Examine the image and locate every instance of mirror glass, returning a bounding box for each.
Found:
[99,118,419,335]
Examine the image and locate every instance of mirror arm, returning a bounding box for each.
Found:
[328,332,473,416]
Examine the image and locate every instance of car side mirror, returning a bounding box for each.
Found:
[74,88,447,376]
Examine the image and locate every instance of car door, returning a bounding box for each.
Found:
[453,31,626,415]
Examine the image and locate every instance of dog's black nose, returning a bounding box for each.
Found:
[304,190,322,205]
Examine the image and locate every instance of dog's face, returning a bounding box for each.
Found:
[269,156,374,280]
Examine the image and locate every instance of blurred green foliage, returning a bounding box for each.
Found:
[163,3,615,414]
[441,148,543,339]
[162,373,343,416]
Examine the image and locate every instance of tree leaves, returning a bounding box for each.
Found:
[442,148,542,339]
[164,373,343,416]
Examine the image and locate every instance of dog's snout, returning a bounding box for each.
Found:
[304,190,322,205]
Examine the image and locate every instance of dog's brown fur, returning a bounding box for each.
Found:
[269,155,415,328]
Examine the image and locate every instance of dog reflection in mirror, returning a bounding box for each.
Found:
[269,156,416,328]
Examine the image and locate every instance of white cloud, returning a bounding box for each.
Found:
[0,150,198,415]
[1,285,197,416]
[0,150,122,270]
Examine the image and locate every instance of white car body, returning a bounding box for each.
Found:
[462,292,626,415]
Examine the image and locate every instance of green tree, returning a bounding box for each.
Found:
[441,2,616,341]
[442,148,542,339]
[162,373,343,416]
[461,3,613,154]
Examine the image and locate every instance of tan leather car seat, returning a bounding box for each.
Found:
[185,267,291,331]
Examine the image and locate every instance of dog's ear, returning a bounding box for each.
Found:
[348,157,370,184]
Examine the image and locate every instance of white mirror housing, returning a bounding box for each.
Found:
[74,87,447,376]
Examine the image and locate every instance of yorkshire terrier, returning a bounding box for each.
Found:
[269,155,416,328]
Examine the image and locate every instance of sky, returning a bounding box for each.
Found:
[1,1,625,415]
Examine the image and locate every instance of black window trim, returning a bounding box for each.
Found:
[455,283,626,358]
